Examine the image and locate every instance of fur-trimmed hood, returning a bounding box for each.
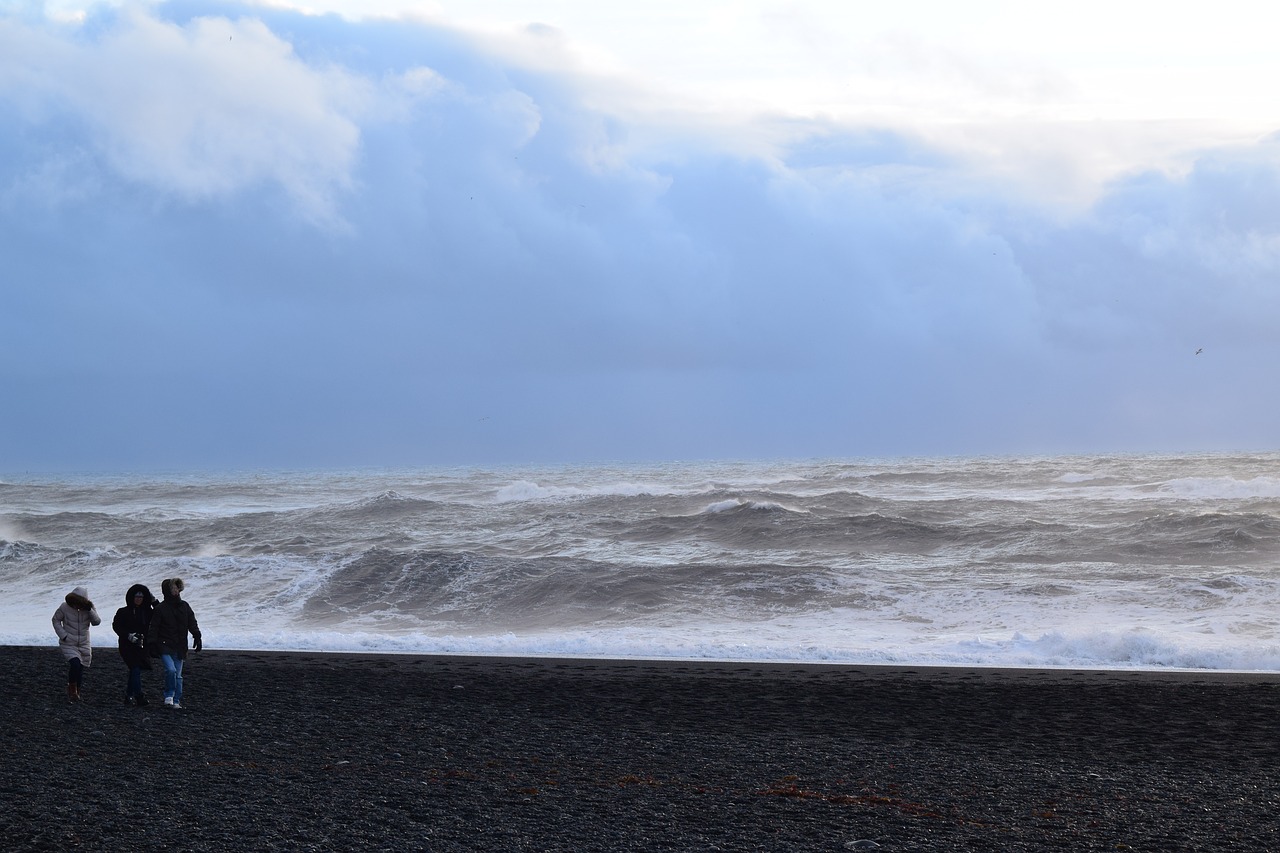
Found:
[54,587,102,664]
[123,583,155,607]
[161,577,185,600]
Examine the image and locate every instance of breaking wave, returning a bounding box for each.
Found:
[3,451,1280,669]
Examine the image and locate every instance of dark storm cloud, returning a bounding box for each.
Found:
[2,2,1277,471]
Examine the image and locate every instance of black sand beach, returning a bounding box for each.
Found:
[6,646,1280,851]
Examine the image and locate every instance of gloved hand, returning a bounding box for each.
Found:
[193,636,203,652]
[128,633,143,645]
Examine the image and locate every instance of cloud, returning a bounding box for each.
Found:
[1,1,1279,471]
[0,4,365,223]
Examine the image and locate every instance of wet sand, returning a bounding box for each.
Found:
[5,646,1280,851]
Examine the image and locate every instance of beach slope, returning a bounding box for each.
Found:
[4,647,1279,851]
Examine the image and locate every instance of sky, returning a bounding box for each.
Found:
[3,0,1280,472]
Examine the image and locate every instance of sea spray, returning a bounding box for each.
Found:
[4,452,1280,669]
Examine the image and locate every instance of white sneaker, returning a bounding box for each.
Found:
[172,702,183,709]
[163,697,174,706]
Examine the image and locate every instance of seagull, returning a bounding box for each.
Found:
[1195,348,1203,355]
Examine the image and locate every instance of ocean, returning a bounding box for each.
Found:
[4,452,1280,670]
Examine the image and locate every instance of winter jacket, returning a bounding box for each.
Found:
[112,584,155,671]
[147,586,201,660]
[52,586,102,666]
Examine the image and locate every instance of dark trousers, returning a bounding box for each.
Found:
[67,657,83,686]
[127,665,144,697]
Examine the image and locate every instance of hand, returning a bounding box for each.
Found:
[128,633,143,645]
[193,636,203,652]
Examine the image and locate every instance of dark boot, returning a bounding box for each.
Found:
[67,683,79,701]
[135,694,149,707]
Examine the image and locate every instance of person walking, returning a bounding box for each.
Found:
[112,584,156,706]
[147,578,202,709]
[52,586,101,702]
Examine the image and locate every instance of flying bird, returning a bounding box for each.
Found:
[1195,348,1203,355]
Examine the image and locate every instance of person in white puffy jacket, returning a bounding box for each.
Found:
[52,586,101,701]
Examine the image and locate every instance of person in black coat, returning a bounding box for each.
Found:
[146,578,202,709]
[112,584,155,706]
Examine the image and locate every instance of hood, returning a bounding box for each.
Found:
[66,586,94,610]
[124,583,154,606]
[161,577,185,600]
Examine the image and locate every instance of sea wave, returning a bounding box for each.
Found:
[493,479,691,503]
[698,498,806,514]
[1158,475,1280,501]
[5,452,1280,670]
[3,624,1278,672]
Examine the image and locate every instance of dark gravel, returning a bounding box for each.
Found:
[5,647,1280,851]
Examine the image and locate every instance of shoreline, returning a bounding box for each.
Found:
[11,641,1280,683]
[6,645,1280,850]
[173,650,1280,685]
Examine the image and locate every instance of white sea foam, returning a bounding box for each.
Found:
[1158,476,1280,501]
[698,498,805,514]
[493,479,688,503]
[6,623,1277,672]
[6,452,1280,670]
